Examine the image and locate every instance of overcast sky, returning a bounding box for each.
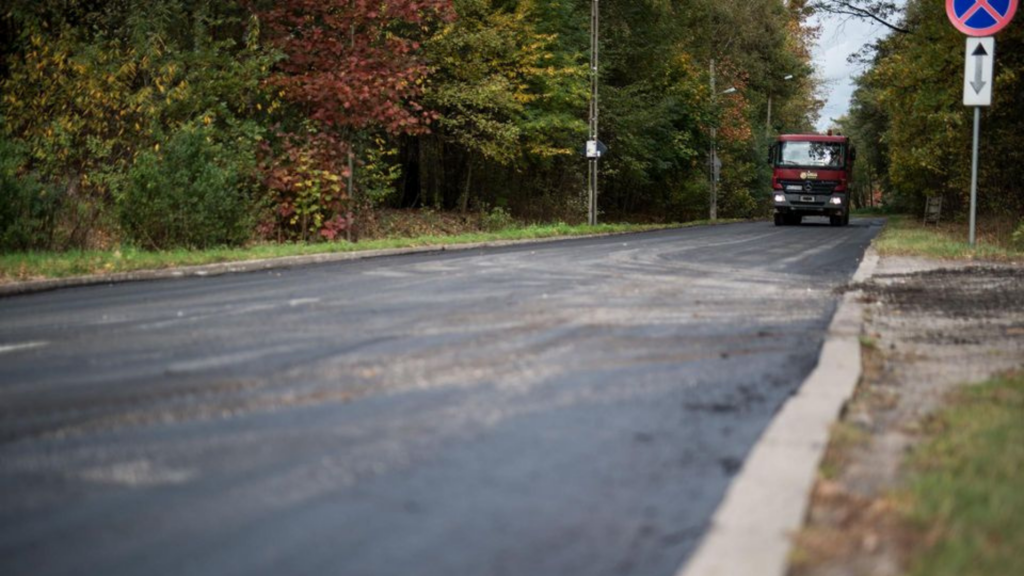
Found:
[810,11,898,131]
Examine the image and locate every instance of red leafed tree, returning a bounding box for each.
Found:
[260,0,453,135]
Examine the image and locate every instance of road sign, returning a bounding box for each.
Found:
[963,37,995,106]
[584,140,607,159]
[947,0,1017,36]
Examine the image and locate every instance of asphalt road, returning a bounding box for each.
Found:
[0,219,881,576]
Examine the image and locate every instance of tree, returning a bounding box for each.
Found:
[809,1,912,34]
[415,0,586,212]
[260,0,453,135]
[1,0,274,249]
[841,0,1024,223]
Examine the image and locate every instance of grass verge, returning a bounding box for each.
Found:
[0,221,726,283]
[874,215,1024,262]
[901,371,1024,576]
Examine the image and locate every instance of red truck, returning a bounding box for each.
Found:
[768,134,856,227]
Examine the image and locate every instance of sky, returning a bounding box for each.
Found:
[810,10,898,131]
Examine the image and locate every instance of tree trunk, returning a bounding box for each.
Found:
[459,158,473,214]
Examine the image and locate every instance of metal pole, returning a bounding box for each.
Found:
[709,59,717,221]
[766,93,772,137]
[969,106,980,246]
[587,0,600,226]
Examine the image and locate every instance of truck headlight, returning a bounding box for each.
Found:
[774,194,786,203]
[829,196,843,205]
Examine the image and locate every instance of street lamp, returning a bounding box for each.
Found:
[709,69,792,220]
[709,72,737,221]
[766,74,795,136]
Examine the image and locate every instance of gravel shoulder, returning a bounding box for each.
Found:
[787,256,1024,576]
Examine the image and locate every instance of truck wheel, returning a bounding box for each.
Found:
[830,215,843,226]
[842,212,850,226]
[774,214,784,226]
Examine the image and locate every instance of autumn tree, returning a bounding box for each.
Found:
[255,0,452,239]
[842,0,1024,230]
[1,0,275,249]
[413,0,586,213]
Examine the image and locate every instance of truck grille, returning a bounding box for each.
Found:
[781,180,839,195]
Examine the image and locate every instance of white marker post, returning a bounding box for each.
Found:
[963,37,994,246]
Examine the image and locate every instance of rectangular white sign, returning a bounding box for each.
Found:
[964,37,995,107]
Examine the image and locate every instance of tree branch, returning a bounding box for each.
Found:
[811,1,913,34]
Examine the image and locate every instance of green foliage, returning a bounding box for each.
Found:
[1,0,276,248]
[258,128,353,242]
[117,122,256,249]
[1012,221,1024,250]
[586,0,818,220]
[407,0,819,221]
[1,0,822,250]
[844,0,1024,218]
[358,136,403,208]
[482,206,515,231]
[0,132,60,251]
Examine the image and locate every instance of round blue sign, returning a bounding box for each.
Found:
[947,0,1018,36]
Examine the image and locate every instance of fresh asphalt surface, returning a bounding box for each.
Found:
[0,219,881,576]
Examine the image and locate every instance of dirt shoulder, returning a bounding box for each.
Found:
[787,256,1024,576]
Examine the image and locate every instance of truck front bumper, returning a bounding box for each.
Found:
[772,193,846,216]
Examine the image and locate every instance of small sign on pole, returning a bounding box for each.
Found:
[963,37,995,106]
[585,140,607,159]
[947,0,1017,246]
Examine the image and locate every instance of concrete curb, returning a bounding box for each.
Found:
[677,246,880,576]
[0,228,689,298]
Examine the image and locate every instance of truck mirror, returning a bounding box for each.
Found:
[767,145,774,164]
[850,147,857,162]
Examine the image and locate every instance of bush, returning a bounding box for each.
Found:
[117,123,256,250]
[0,136,60,252]
[482,206,515,231]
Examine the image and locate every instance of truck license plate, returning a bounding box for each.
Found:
[800,195,815,203]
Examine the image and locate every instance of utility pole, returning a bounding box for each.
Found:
[766,75,792,137]
[587,0,600,226]
[348,24,357,242]
[709,59,717,221]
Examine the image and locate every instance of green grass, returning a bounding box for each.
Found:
[874,215,1024,262]
[0,221,730,282]
[902,372,1024,576]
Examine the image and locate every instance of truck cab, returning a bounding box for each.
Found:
[768,134,855,227]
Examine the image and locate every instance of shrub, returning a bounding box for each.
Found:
[117,123,256,250]
[482,206,515,231]
[260,129,354,242]
[0,135,60,252]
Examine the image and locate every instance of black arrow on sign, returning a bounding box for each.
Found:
[971,43,988,94]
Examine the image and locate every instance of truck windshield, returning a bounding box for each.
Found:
[778,141,844,168]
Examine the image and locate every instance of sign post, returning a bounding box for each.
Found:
[587,0,600,226]
[947,0,1017,246]
[963,37,994,245]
